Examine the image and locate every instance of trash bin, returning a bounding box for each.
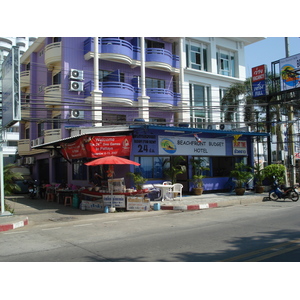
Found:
[153,203,160,211]
[72,194,79,208]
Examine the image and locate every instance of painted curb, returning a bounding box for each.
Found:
[0,217,29,232]
[161,202,218,211]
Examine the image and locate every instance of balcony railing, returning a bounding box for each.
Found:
[44,129,62,144]
[135,88,179,106]
[83,38,180,69]
[84,81,135,103]
[20,70,30,89]
[18,139,30,154]
[44,42,61,69]
[44,84,61,106]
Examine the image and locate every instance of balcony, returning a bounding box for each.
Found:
[44,84,61,106]
[20,70,30,90]
[18,139,31,155]
[84,81,135,106]
[83,38,179,71]
[145,49,180,72]
[44,42,61,70]
[44,129,62,144]
[135,88,179,108]
[84,38,135,65]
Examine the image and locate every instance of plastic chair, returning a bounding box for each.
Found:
[168,183,183,200]
[163,181,172,185]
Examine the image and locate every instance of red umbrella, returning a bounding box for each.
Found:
[85,156,140,166]
[85,156,140,208]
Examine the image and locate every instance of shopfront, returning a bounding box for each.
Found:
[130,124,268,193]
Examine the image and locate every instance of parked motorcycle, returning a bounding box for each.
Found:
[27,180,38,199]
[269,178,299,201]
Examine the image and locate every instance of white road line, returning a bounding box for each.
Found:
[103,221,118,224]
[127,218,142,221]
[73,223,93,227]
[41,227,62,231]
[3,231,28,235]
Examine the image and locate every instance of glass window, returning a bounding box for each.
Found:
[53,72,61,85]
[217,49,235,77]
[189,83,211,128]
[134,156,169,179]
[38,122,45,137]
[186,41,208,71]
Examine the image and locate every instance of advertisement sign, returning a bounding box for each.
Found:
[86,136,132,158]
[233,140,247,156]
[252,65,267,97]
[60,135,132,159]
[103,195,125,208]
[279,53,300,90]
[127,197,150,211]
[2,46,21,127]
[158,136,226,156]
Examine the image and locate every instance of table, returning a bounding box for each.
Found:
[153,184,174,201]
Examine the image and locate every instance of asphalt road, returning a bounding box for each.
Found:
[1,199,300,262]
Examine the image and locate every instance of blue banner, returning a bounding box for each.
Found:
[252,80,267,97]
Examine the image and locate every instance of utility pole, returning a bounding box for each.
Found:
[285,37,296,185]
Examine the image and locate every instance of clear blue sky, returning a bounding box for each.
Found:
[245,37,300,77]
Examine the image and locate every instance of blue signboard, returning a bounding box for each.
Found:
[252,80,267,97]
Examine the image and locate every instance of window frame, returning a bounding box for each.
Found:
[186,41,208,71]
[216,48,236,77]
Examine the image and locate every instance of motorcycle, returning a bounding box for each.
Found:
[269,178,299,202]
[27,180,38,199]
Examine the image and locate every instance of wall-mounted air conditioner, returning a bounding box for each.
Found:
[207,124,220,130]
[70,109,84,119]
[25,157,34,164]
[69,69,84,81]
[69,81,84,92]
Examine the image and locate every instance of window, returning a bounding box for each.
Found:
[134,156,169,179]
[186,41,207,71]
[99,70,124,82]
[53,72,61,85]
[217,48,235,77]
[145,77,165,89]
[38,122,45,137]
[52,115,61,129]
[72,160,87,180]
[189,83,211,128]
[145,39,164,49]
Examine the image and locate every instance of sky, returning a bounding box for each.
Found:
[245,37,300,77]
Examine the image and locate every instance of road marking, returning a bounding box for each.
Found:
[103,221,118,224]
[73,223,93,227]
[41,227,62,231]
[220,238,300,262]
[3,231,28,235]
[127,218,142,221]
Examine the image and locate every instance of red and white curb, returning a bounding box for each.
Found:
[161,202,218,211]
[0,217,29,232]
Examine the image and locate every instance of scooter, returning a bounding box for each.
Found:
[27,180,38,199]
[269,178,299,202]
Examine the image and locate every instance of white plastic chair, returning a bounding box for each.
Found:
[168,183,183,200]
[163,181,172,185]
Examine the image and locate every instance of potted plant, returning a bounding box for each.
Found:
[127,172,147,191]
[253,162,265,193]
[190,158,210,195]
[230,162,253,195]
[163,156,186,184]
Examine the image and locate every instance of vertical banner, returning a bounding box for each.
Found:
[279,53,300,91]
[2,46,21,127]
[252,65,267,97]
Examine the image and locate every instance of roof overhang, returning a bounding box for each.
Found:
[129,124,269,137]
[32,126,133,150]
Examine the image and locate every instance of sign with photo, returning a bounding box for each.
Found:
[279,53,300,91]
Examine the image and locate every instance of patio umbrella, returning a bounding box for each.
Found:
[84,156,140,208]
[85,156,140,166]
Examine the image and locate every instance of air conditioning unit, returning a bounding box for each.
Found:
[69,69,84,81]
[220,124,232,130]
[25,157,34,164]
[50,149,58,157]
[69,81,84,92]
[31,139,37,147]
[70,109,84,119]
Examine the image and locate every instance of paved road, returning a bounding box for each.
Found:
[1,198,300,262]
